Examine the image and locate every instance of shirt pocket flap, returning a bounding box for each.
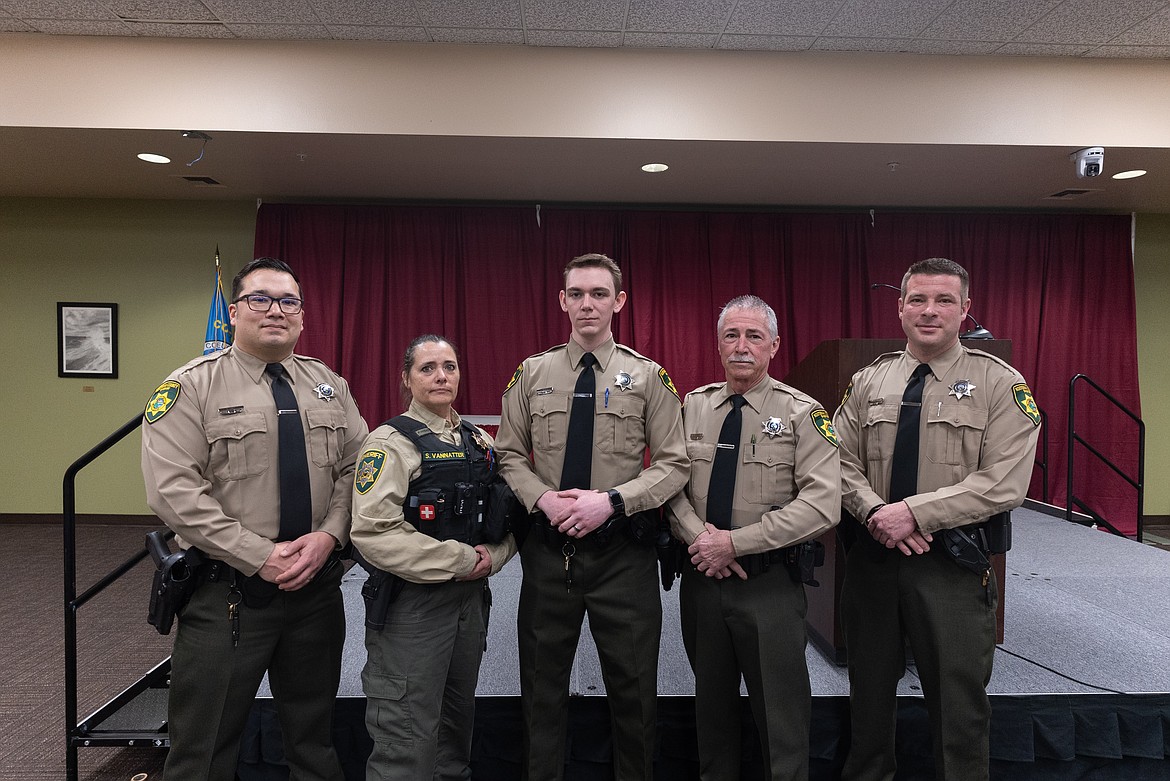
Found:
[742,442,795,467]
[531,394,571,417]
[601,396,645,419]
[204,412,267,444]
[937,404,989,431]
[686,441,716,463]
[306,406,347,431]
[863,404,900,428]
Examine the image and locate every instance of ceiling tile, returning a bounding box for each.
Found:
[432,26,526,43]
[1110,5,1170,44]
[0,1,117,20]
[308,0,420,27]
[327,24,429,40]
[623,31,716,47]
[527,29,622,46]
[717,33,815,50]
[201,0,321,24]
[724,0,844,36]
[626,0,736,33]
[921,0,1060,41]
[825,0,955,38]
[122,20,235,36]
[1018,0,1167,44]
[1086,44,1170,57]
[413,0,522,27]
[0,16,36,30]
[225,23,332,39]
[813,35,920,52]
[28,18,135,34]
[993,41,1093,55]
[523,0,627,31]
[105,0,215,21]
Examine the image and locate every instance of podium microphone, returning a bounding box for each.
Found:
[870,283,993,339]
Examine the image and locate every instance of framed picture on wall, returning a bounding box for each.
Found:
[57,302,118,379]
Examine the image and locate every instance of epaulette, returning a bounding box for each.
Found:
[768,378,818,405]
[688,381,724,395]
[291,352,340,374]
[963,346,1022,376]
[861,350,904,371]
[533,343,568,358]
[613,343,652,362]
[173,349,228,379]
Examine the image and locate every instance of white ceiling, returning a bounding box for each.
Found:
[3,0,1170,211]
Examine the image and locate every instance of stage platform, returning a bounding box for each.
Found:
[243,507,1170,780]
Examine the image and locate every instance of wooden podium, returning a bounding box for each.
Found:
[782,339,1010,664]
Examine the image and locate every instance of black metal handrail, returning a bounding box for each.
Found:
[1034,408,1050,504]
[1066,374,1144,542]
[63,413,164,781]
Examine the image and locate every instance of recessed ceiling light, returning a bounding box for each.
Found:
[641,163,668,173]
[1112,169,1147,180]
[137,153,171,164]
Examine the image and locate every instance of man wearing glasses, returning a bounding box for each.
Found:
[142,256,368,780]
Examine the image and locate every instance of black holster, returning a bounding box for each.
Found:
[146,530,205,635]
[784,540,826,586]
[941,511,1011,576]
[352,550,406,631]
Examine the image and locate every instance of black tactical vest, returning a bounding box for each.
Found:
[387,414,495,545]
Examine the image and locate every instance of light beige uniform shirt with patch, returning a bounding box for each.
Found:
[668,375,840,554]
[350,399,517,585]
[496,336,689,514]
[141,345,368,575]
[833,341,1041,533]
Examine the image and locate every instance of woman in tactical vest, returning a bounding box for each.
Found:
[350,334,517,780]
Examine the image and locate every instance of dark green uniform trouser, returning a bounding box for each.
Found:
[840,543,997,781]
[680,564,811,781]
[165,564,346,781]
[362,579,489,781]
[517,534,661,781]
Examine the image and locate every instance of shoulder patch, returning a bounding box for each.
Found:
[1012,383,1041,427]
[658,367,680,400]
[503,363,523,394]
[144,380,181,424]
[840,380,853,407]
[355,449,388,494]
[810,408,839,447]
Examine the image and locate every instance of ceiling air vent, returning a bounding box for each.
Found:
[1045,188,1098,199]
[178,175,224,187]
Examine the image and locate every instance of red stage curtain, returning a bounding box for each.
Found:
[254,204,1139,535]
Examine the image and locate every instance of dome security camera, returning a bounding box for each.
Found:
[1072,147,1104,178]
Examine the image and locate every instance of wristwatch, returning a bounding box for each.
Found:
[607,489,625,517]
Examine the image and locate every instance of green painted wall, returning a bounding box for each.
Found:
[1135,213,1170,516]
[1,197,257,516]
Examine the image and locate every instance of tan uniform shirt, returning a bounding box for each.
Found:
[669,376,841,554]
[141,345,369,575]
[833,341,1041,533]
[350,400,517,584]
[496,336,689,514]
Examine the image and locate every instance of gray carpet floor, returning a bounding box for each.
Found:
[315,507,1170,700]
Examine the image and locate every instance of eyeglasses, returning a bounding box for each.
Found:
[233,294,303,314]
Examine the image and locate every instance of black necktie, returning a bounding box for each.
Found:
[266,363,312,541]
[706,394,746,530]
[560,352,597,490]
[889,363,932,503]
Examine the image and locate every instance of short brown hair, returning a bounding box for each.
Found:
[901,257,969,300]
[563,253,622,294]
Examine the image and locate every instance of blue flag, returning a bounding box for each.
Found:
[204,253,232,354]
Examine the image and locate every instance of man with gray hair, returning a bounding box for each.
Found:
[668,294,841,780]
